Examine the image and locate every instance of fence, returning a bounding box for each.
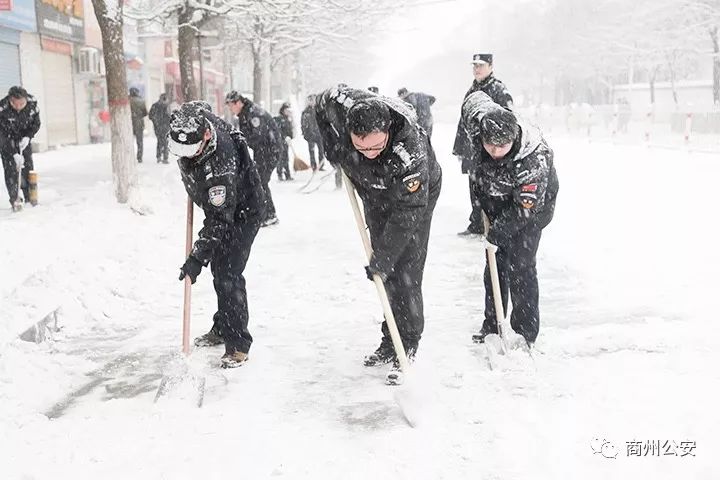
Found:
[518,104,720,151]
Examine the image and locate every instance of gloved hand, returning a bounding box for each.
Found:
[365,264,387,282]
[19,137,30,153]
[178,256,203,284]
[482,237,498,254]
[13,153,24,169]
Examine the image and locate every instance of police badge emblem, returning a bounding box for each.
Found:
[208,185,226,206]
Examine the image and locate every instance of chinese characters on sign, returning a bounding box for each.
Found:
[35,0,85,44]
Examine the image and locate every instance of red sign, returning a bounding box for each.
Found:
[41,37,72,55]
[0,0,13,12]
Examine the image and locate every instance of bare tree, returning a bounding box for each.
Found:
[91,0,136,203]
[126,0,233,102]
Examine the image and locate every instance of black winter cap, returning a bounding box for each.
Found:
[479,109,519,145]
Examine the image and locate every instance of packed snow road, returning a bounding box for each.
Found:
[1,125,716,479]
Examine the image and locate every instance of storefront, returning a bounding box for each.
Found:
[0,0,37,95]
[35,0,84,147]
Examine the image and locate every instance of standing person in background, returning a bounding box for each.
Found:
[274,102,294,181]
[129,87,148,163]
[225,90,283,227]
[0,86,40,211]
[398,88,436,139]
[301,95,325,171]
[149,93,171,164]
[453,53,514,237]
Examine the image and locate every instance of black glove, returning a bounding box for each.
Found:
[365,264,387,282]
[179,256,203,284]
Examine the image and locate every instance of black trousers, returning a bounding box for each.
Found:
[307,140,324,170]
[482,227,542,343]
[1,147,33,205]
[366,192,439,351]
[209,220,261,353]
[276,144,291,180]
[154,128,169,162]
[134,129,144,161]
[255,150,278,219]
[467,176,484,233]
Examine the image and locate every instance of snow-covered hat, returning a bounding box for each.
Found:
[479,109,519,145]
[471,53,493,65]
[168,103,210,158]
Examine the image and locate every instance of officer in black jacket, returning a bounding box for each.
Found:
[398,88,436,139]
[461,91,558,347]
[225,91,282,226]
[315,87,442,382]
[273,102,294,181]
[148,93,171,164]
[129,87,147,163]
[300,95,325,170]
[170,102,266,368]
[453,53,514,236]
[0,86,41,211]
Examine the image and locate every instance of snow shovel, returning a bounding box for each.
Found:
[482,211,508,356]
[342,170,419,427]
[287,138,310,171]
[12,151,24,211]
[154,196,206,407]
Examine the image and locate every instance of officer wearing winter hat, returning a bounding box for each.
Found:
[461,91,558,348]
[315,86,442,384]
[453,53,514,236]
[171,101,267,368]
[0,86,40,211]
[225,90,283,227]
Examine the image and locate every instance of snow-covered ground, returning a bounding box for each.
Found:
[1,125,717,479]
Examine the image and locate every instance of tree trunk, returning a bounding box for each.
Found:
[711,26,719,107]
[667,54,679,108]
[253,43,263,104]
[178,6,198,102]
[649,66,658,106]
[91,0,135,203]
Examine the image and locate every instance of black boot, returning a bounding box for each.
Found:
[194,329,223,347]
[471,325,498,344]
[363,337,395,367]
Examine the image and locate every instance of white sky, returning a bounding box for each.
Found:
[366,0,485,89]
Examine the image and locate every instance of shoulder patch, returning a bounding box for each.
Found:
[208,185,226,207]
[251,117,261,128]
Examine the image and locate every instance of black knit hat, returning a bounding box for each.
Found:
[479,109,519,145]
[168,102,210,158]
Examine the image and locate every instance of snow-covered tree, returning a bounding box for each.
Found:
[91,0,136,203]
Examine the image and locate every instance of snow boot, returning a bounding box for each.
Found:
[385,347,416,386]
[194,330,223,348]
[363,337,395,367]
[221,347,249,369]
[472,325,498,344]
